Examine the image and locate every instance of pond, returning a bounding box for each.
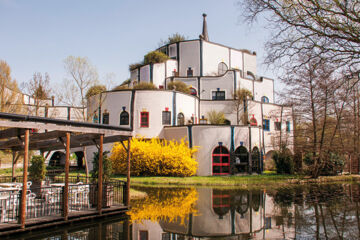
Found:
[9,183,360,239]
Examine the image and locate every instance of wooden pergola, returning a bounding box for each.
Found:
[0,112,132,229]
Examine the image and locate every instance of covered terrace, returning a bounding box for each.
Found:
[0,112,132,234]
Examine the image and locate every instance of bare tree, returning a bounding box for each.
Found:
[21,72,52,116]
[239,0,360,74]
[61,56,99,121]
[0,60,23,113]
[233,88,253,124]
[279,55,354,177]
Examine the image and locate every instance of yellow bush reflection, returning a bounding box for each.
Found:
[128,188,198,225]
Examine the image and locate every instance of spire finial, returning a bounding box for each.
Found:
[200,13,209,41]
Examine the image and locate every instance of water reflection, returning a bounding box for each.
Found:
[9,183,360,239]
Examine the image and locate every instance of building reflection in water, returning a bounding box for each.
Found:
[11,184,360,239]
[131,188,295,240]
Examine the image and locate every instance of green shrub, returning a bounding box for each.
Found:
[91,151,113,182]
[321,152,344,176]
[167,81,191,94]
[86,85,106,99]
[207,110,226,124]
[129,62,143,71]
[272,149,294,174]
[29,155,47,182]
[144,51,169,65]
[133,82,157,90]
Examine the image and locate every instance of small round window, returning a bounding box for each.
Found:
[218,62,228,75]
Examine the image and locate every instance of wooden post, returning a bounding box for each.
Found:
[126,137,131,206]
[63,132,70,221]
[97,134,104,214]
[19,129,29,228]
[12,150,16,181]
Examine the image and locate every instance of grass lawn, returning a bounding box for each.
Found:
[113,173,360,188]
[1,167,359,188]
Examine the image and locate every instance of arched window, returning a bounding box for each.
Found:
[190,87,197,96]
[252,147,261,173]
[249,115,257,126]
[261,96,269,103]
[177,112,185,126]
[120,110,129,125]
[234,146,249,173]
[102,112,109,124]
[212,189,230,219]
[212,145,230,175]
[218,62,228,75]
[93,114,99,123]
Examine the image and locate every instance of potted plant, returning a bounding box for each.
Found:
[29,155,47,196]
[90,151,113,207]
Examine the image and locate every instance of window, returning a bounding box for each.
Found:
[169,46,175,56]
[120,110,129,125]
[139,231,148,240]
[177,112,185,126]
[162,111,171,125]
[212,90,225,100]
[275,122,281,131]
[187,67,193,77]
[261,96,269,103]
[140,112,149,127]
[199,116,207,124]
[162,233,170,240]
[263,119,270,131]
[93,114,99,123]
[218,62,228,75]
[286,121,291,132]
[212,146,230,175]
[249,115,257,126]
[102,112,109,124]
[190,87,197,96]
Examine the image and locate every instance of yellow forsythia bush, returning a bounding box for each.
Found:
[110,138,198,176]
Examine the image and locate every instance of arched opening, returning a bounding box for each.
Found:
[265,150,276,171]
[212,189,230,219]
[224,119,231,125]
[177,112,185,126]
[261,96,269,103]
[233,191,249,217]
[234,146,249,173]
[249,115,257,126]
[252,147,261,173]
[190,87,197,96]
[74,151,85,169]
[49,151,65,167]
[120,110,129,125]
[218,62,228,75]
[212,145,230,175]
[251,191,262,212]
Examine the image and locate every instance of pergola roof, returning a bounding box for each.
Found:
[0,112,132,151]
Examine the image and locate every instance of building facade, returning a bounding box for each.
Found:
[87,15,294,176]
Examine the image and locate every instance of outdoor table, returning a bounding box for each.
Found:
[0,183,22,188]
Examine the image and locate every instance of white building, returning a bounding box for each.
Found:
[87,14,294,176]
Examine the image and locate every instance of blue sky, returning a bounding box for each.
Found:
[0,0,273,90]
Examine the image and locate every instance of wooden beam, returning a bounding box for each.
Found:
[63,132,70,221]
[19,129,29,228]
[0,120,132,136]
[126,137,131,206]
[97,134,104,214]
[0,128,25,139]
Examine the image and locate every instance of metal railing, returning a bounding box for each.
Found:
[0,179,127,224]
